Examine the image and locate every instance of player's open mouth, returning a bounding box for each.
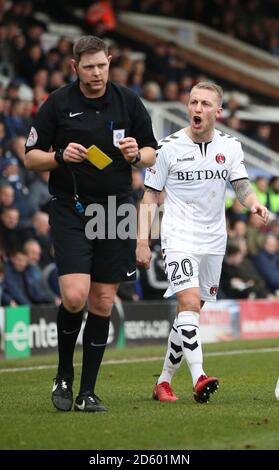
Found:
[193,116,202,128]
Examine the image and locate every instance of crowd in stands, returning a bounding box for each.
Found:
[0,0,278,306]
[115,0,279,57]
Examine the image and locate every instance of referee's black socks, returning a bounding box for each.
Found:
[57,304,84,378]
[79,312,110,396]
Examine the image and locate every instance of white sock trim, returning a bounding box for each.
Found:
[176,311,199,328]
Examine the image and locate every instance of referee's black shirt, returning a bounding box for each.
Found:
[25,80,157,203]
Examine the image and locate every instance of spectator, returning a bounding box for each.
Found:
[109,66,129,86]
[163,81,179,101]
[2,247,52,305]
[47,70,66,93]
[226,197,248,223]
[220,244,266,299]
[2,248,29,305]
[228,218,247,239]
[9,135,36,187]
[1,157,36,227]
[0,121,8,147]
[252,176,269,207]
[236,236,271,298]
[0,207,32,255]
[0,258,4,305]
[267,176,279,215]
[85,1,117,35]
[28,171,51,213]
[142,81,161,101]
[246,212,266,256]
[19,42,45,86]
[0,183,15,212]
[253,124,272,148]
[4,98,32,140]
[24,238,59,303]
[31,211,54,268]
[253,234,279,294]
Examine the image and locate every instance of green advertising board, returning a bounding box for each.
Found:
[5,306,31,358]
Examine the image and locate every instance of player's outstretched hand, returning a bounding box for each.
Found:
[250,203,269,225]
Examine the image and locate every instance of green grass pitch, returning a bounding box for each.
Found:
[0,339,279,450]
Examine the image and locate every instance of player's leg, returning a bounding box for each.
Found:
[176,286,219,403]
[190,254,224,403]
[153,315,182,401]
[175,286,207,390]
[153,251,201,402]
[162,251,218,403]
[154,270,206,400]
[152,250,190,402]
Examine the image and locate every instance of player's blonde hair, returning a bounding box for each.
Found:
[191,82,223,106]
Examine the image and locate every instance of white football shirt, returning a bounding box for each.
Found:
[144,128,248,254]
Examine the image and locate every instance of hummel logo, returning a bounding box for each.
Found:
[177,156,195,162]
[69,112,84,117]
[126,270,136,277]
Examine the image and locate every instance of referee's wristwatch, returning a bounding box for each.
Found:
[130,151,141,166]
[54,148,65,165]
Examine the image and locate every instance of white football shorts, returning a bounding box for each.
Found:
[162,250,224,301]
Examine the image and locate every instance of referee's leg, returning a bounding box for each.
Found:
[52,273,90,411]
[74,281,119,413]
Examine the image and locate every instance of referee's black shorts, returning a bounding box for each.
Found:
[49,197,136,283]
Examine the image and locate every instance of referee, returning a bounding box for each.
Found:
[25,36,157,412]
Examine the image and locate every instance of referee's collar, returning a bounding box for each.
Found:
[74,79,112,106]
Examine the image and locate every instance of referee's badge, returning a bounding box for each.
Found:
[113,129,125,148]
[26,126,38,147]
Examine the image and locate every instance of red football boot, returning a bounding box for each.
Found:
[193,375,219,403]
[152,381,178,402]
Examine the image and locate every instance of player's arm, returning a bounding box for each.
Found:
[137,146,156,168]
[136,187,161,269]
[231,178,269,224]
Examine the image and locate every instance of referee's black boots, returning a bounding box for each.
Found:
[51,375,73,411]
[74,393,107,412]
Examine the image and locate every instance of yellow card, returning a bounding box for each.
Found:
[86,145,113,170]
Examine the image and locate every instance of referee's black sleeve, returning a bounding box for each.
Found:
[25,92,57,153]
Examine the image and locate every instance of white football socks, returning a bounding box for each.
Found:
[157,317,183,385]
[176,311,205,386]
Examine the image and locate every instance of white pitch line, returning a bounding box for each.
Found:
[0,346,279,374]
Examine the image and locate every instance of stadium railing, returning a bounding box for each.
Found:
[118,12,279,100]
